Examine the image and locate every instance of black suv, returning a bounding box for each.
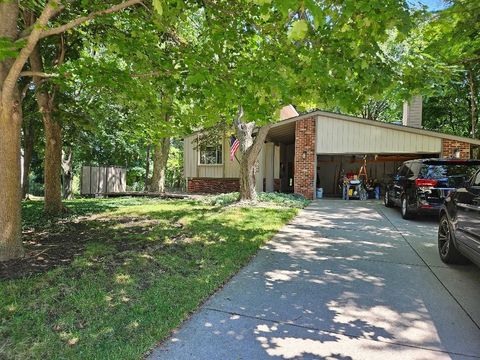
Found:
[438,169,480,267]
[384,158,480,219]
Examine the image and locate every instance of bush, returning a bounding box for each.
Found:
[203,192,309,208]
[203,192,239,206]
[257,192,310,208]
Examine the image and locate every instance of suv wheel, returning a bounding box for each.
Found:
[438,214,467,264]
[384,191,393,207]
[401,196,415,220]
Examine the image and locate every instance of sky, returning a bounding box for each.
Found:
[416,0,450,11]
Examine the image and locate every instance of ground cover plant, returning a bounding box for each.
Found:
[0,196,303,359]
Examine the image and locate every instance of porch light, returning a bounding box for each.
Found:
[302,150,307,159]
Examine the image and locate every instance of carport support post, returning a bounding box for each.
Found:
[294,117,316,200]
[265,142,275,192]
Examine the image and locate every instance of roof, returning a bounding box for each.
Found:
[270,110,480,146]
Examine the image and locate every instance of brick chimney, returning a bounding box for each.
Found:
[402,95,422,128]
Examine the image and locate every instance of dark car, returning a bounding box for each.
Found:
[438,169,480,267]
[384,158,480,219]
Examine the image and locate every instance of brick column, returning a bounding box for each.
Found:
[441,139,471,159]
[294,117,316,199]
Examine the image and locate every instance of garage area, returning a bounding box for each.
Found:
[316,154,437,197]
[313,111,446,198]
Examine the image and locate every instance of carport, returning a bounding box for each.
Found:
[265,98,480,199]
[184,99,480,198]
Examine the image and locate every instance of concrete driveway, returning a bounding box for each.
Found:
[148,200,480,360]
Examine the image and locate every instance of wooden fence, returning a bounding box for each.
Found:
[80,166,127,195]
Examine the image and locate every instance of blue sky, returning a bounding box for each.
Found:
[416,0,449,11]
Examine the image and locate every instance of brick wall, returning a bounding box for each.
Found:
[188,178,282,194]
[441,139,471,159]
[294,117,316,199]
[187,178,239,194]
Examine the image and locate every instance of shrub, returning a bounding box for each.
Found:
[202,192,309,208]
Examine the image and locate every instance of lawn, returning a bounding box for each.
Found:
[0,195,303,359]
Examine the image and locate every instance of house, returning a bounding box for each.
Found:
[183,98,480,199]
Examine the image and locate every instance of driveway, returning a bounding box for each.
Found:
[148,200,480,360]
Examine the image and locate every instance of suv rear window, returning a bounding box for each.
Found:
[419,164,479,187]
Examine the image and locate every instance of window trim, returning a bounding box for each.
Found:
[198,142,224,166]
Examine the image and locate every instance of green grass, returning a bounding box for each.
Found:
[1,197,302,359]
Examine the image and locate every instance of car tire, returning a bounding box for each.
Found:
[384,191,394,207]
[401,195,415,220]
[438,214,467,264]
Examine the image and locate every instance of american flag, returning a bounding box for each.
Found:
[230,135,240,161]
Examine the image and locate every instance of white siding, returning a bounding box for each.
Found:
[183,134,198,178]
[184,134,281,181]
[316,115,441,154]
[184,134,241,179]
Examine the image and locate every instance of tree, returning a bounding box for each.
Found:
[428,0,480,138]
[150,137,171,193]
[190,0,412,200]
[0,0,144,261]
[395,1,480,138]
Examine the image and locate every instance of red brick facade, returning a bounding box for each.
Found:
[188,178,239,194]
[187,178,281,194]
[294,117,316,199]
[441,139,471,159]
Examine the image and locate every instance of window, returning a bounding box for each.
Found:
[419,164,479,187]
[199,144,223,165]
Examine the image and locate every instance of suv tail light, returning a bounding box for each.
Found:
[415,179,438,187]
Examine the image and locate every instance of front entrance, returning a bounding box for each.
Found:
[280,144,295,193]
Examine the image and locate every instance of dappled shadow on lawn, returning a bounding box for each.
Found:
[2,203,202,279]
[1,200,282,281]
[1,199,299,359]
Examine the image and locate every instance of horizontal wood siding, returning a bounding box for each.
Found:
[224,136,241,178]
[316,115,441,154]
[183,135,197,178]
[184,134,281,180]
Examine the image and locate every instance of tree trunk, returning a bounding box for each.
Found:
[43,118,63,212]
[22,120,35,199]
[235,107,272,201]
[467,67,479,138]
[0,104,24,261]
[150,138,170,193]
[144,144,151,191]
[30,45,63,214]
[0,2,25,261]
[61,146,73,199]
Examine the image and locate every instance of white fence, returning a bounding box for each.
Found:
[81,166,127,195]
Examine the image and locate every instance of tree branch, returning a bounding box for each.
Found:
[35,0,143,41]
[131,70,164,78]
[3,0,144,107]
[2,1,60,106]
[19,71,59,78]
